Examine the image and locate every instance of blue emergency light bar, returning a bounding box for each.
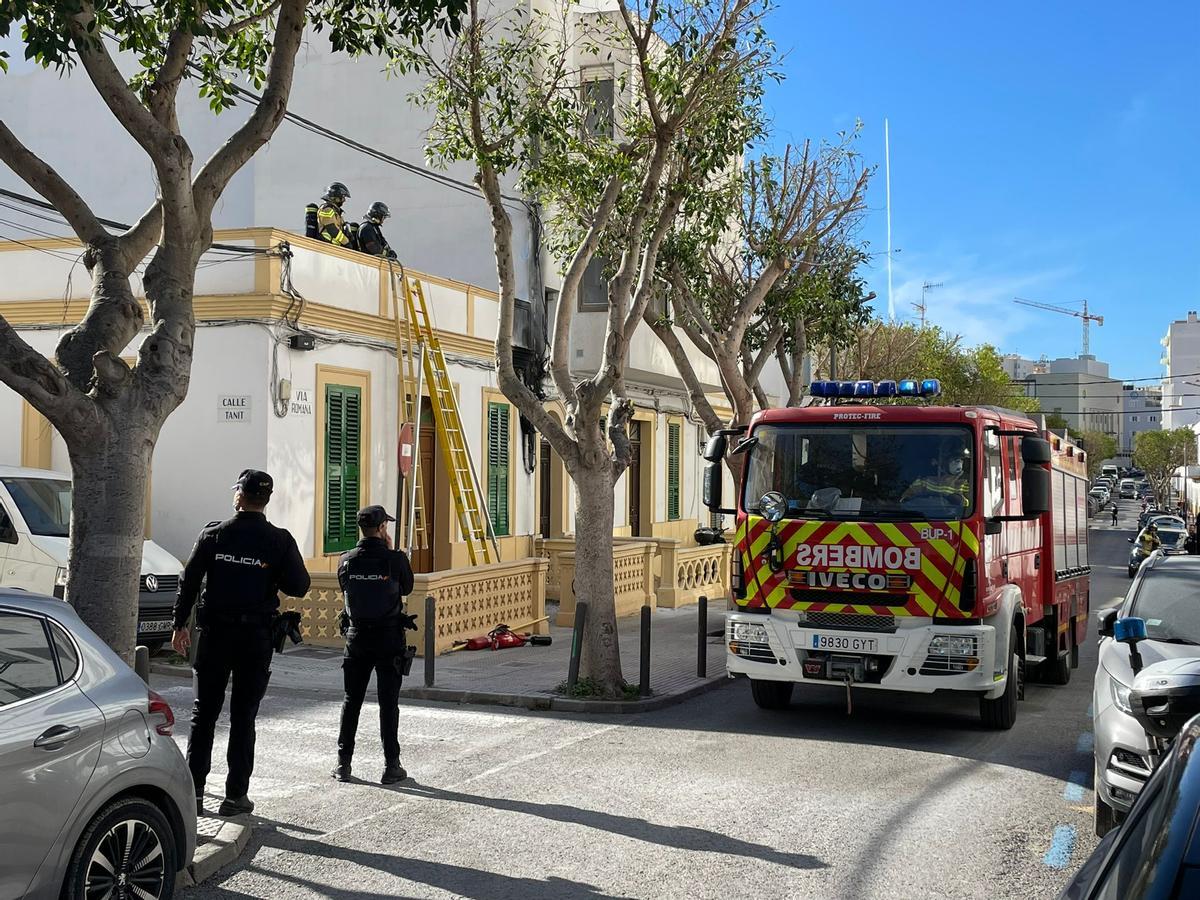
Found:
[807,378,941,401]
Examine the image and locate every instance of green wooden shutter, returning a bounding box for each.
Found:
[487,402,510,537]
[324,385,362,553]
[667,422,681,521]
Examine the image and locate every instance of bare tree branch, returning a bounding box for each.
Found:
[645,308,724,433]
[146,26,195,132]
[0,317,96,436]
[117,202,163,271]
[0,121,110,246]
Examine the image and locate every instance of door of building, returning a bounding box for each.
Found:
[413,424,437,574]
[628,421,643,536]
[539,438,552,539]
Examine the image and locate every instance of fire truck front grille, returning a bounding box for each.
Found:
[800,611,896,632]
[790,589,910,608]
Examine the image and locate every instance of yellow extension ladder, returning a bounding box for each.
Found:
[392,268,500,566]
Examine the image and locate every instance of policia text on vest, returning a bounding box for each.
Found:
[171,469,310,818]
[332,504,416,785]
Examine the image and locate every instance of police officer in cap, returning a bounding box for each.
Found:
[333,505,415,784]
[172,470,310,817]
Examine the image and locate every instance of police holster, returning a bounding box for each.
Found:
[271,611,303,654]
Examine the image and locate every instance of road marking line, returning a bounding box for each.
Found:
[1043,825,1077,869]
[1063,770,1087,804]
[1077,732,1094,754]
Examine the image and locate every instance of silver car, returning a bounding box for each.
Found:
[0,589,196,899]
[1093,553,1200,837]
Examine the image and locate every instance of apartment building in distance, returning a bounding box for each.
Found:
[1013,355,1123,440]
[1161,312,1200,431]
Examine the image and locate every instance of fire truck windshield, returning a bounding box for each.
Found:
[742,424,976,521]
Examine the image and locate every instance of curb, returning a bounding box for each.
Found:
[398,673,730,713]
[151,661,190,678]
[177,818,252,889]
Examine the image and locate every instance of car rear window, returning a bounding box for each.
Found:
[1131,564,1200,643]
[0,612,61,705]
[50,622,79,681]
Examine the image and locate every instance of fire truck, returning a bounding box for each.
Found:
[702,378,1091,729]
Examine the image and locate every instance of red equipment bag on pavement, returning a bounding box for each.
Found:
[488,625,527,650]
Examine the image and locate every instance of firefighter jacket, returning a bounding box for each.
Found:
[358,220,396,259]
[1139,531,1162,554]
[901,474,970,509]
[173,511,311,628]
[317,202,351,247]
[337,537,415,627]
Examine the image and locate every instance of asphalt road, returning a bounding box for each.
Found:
[163,511,1139,900]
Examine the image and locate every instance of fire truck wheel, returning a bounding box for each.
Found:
[979,628,1020,730]
[750,679,794,710]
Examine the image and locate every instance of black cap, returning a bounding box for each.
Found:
[357,505,395,529]
[232,469,274,496]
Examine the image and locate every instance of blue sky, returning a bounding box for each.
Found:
[762,1,1199,382]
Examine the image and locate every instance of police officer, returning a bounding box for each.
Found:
[172,470,310,817]
[332,505,415,785]
[358,201,397,259]
[317,181,353,247]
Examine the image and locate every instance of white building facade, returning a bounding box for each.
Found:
[1161,312,1200,431]
[1120,385,1162,457]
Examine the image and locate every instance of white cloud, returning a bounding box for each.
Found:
[875,251,1080,351]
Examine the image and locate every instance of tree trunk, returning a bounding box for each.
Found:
[65,424,152,665]
[572,458,624,696]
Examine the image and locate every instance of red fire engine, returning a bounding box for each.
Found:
[702,379,1090,729]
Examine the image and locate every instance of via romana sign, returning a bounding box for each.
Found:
[219,395,252,423]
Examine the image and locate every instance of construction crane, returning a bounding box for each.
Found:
[1013,297,1104,356]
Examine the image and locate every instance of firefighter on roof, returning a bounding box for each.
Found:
[316,182,353,247]
[358,201,397,259]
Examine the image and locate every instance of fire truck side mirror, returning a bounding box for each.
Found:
[703,463,723,510]
[1021,436,1052,465]
[1021,466,1051,517]
[703,433,728,463]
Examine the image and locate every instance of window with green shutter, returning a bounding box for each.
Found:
[323,384,362,553]
[487,402,511,537]
[667,422,681,521]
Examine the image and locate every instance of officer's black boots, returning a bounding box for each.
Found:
[219,795,255,817]
[196,794,205,817]
[332,761,352,782]
[382,761,407,784]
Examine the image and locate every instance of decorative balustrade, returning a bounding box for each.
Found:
[554,540,657,626]
[656,541,732,608]
[538,538,577,602]
[281,557,548,656]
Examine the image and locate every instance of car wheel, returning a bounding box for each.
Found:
[1095,795,1117,837]
[63,797,178,900]
[980,627,1021,730]
[750,679,794,710]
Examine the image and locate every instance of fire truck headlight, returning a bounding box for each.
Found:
[929,634,978,657]
[731,623,770,644]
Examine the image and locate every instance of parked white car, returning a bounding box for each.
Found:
[0,466,184,649]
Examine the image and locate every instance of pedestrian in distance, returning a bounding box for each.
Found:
[358,201,397,259]
[333,505,416,785]
[1111,504,1119,527]
[172,470,311,817]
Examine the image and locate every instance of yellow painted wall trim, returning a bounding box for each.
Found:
[20,401,52,470]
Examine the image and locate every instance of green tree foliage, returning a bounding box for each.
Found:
[1077,430,1117,480]
[1044,412,1070,432]
[837,321,1040,412]
[1134,428,1195,506]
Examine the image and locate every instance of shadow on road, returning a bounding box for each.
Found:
[392,781,826,870]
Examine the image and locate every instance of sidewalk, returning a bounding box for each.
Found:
[156,598,731,713]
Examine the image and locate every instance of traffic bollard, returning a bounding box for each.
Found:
[568,601,589,691]
[424,595,436,688]
[134,645,150,684]
[639,605,652,697]
[697,595,708,678]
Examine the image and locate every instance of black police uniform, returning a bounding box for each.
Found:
[336,529,415,770]
[174,494,310,806]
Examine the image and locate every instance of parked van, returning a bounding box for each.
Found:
[0,466,184,649]
[1101,464,1119,480]
[1119,479,1137,499]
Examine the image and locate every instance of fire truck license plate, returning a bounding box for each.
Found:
[811,634,877,653]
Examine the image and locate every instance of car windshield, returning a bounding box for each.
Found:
[1130,564,1200,643]
[1,478,71,537]
[741,424,974,521]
